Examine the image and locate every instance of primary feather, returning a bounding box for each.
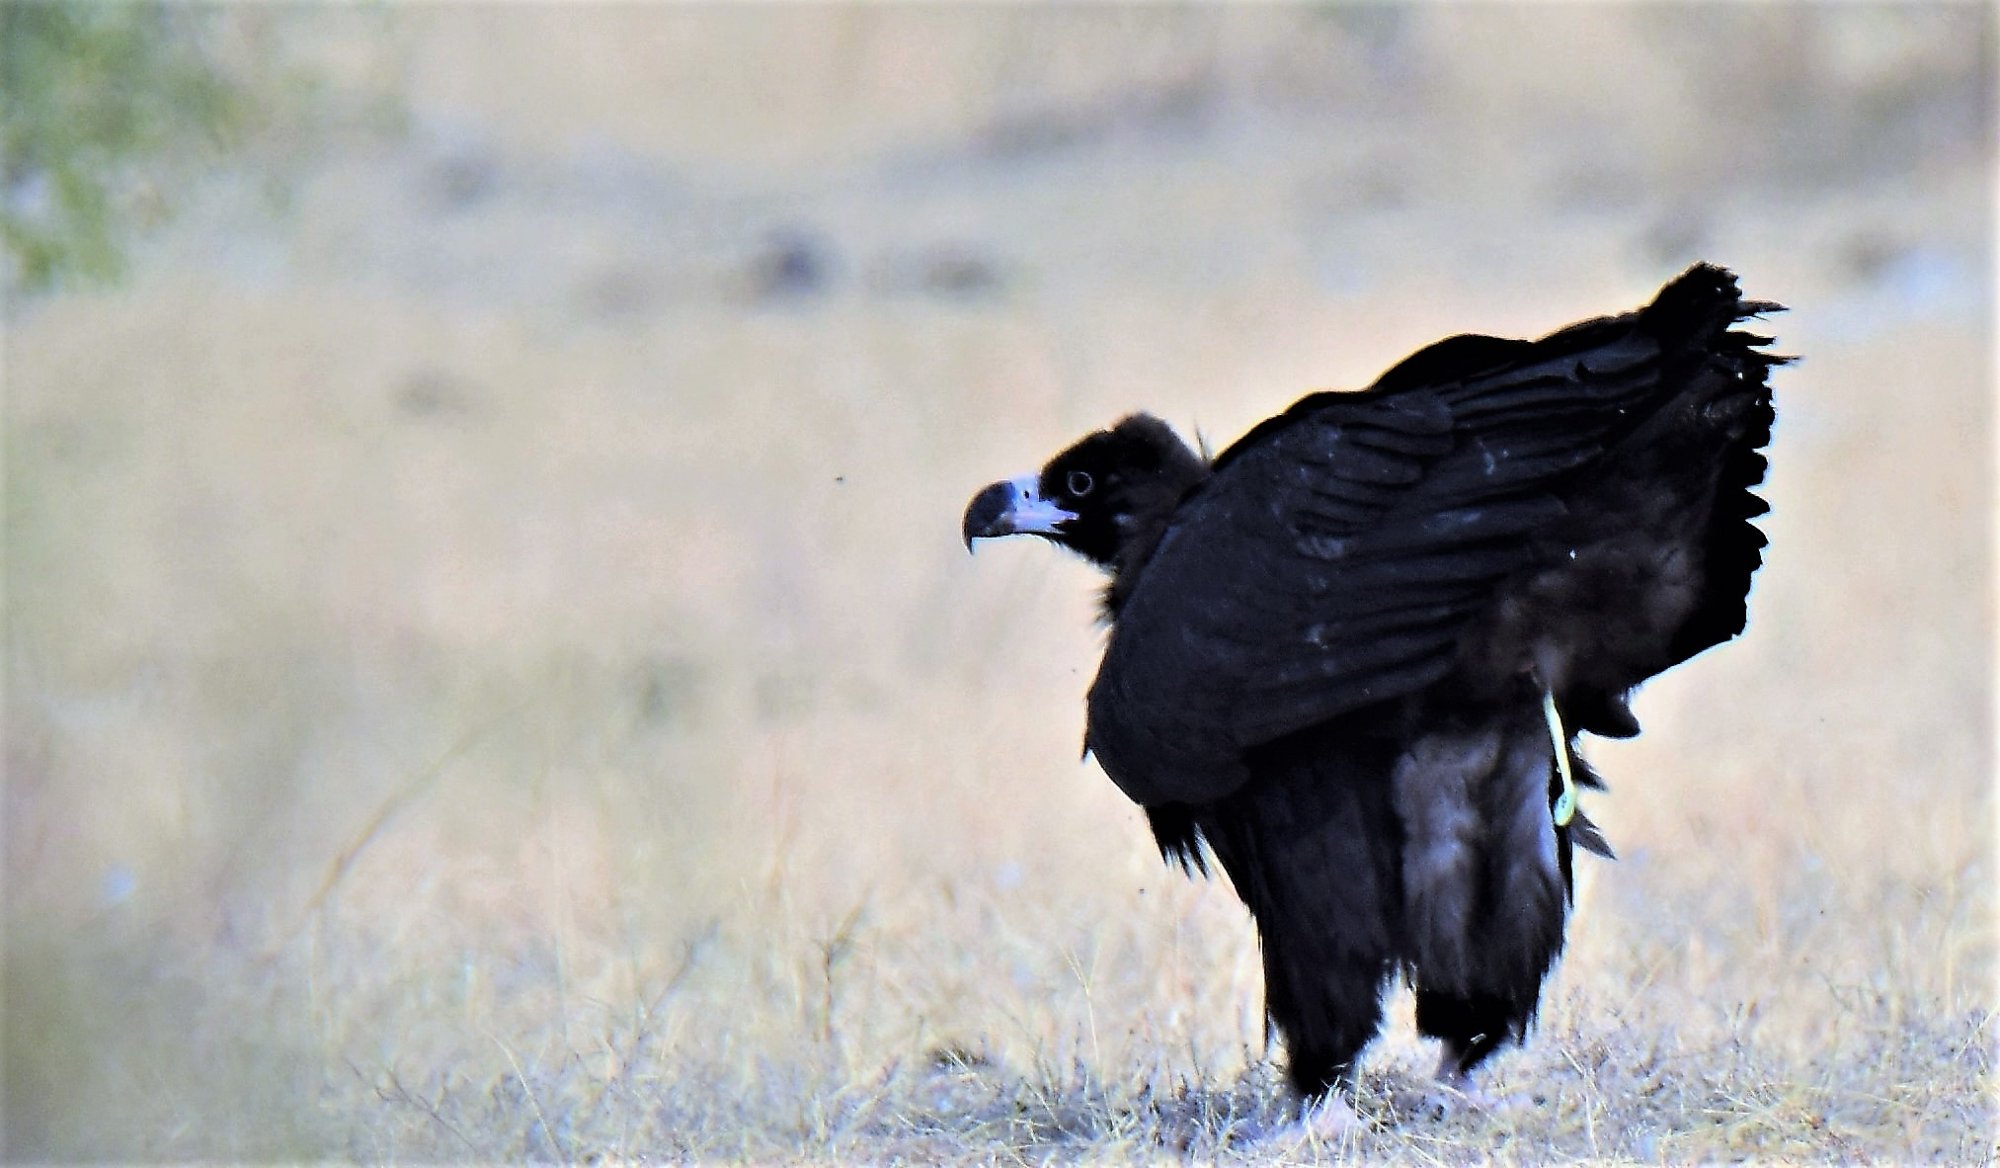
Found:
[962,262,1788,1103]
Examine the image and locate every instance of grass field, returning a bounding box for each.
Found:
[4,8,1994,1162]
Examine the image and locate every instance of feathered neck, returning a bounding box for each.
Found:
[1097,422,1209,619]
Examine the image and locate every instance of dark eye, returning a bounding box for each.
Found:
[1066,469,1095,497]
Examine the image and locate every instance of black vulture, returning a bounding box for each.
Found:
[961,263,1788,1125]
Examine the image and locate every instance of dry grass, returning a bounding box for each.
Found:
[4,7,1994,1163]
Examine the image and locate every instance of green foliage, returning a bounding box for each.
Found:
[1,3,253,293]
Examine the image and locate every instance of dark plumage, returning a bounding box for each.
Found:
[961,264,1789,1108]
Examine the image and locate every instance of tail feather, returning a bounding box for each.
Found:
[1665,282,1789,667]
[1639,262,1747,341]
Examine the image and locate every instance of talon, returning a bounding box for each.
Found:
[1245,1094,1366,1147]
[1302,1093,1365,1139]
[1425,1062,1529,1117]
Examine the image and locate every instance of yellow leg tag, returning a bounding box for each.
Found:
[1543,688,1576,828]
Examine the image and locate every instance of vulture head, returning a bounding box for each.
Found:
[962,413,1209,574]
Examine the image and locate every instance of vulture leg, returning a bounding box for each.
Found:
[1394,701,1570,1088]
[1413,988,1519,1082]
[1197,719,1405,1100]
[1261,933,1394,1097]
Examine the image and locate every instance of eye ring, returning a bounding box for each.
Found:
[1066,469,1095,497]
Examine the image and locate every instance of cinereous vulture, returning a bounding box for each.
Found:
[962,264,1788,1128]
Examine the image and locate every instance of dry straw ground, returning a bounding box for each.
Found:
[4,7,1994,1163]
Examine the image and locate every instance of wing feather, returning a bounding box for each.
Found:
[1084,264,1782,807]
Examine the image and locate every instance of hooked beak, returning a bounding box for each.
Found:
[962,474,1078,551]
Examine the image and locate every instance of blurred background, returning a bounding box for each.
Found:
[4,5,1992,1159]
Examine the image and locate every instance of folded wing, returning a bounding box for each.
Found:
[1085,264,1785,807]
